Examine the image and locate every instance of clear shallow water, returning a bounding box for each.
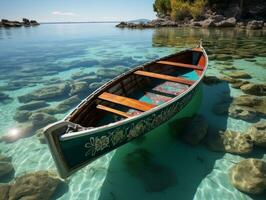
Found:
[0,24,265,200]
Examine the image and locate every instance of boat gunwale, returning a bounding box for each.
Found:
[50,46,208,141]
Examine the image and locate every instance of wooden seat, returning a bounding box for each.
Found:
[98,92,155,112]
[97,104,131,118]
[134,70,195,85]
[157,61,203,71]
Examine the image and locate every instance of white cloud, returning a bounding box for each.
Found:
[52,11,79,17]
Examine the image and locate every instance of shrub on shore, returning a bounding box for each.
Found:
[153,0,207,20]
[171,0,207,20]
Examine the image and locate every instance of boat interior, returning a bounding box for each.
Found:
[67,48,207,128]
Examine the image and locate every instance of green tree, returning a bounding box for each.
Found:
[153,0,171,17]
[153,0,207,20]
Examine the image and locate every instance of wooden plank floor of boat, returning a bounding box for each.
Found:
[98,92,156,112]
[134,70,195,85]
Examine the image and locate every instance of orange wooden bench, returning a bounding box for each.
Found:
[157,61,203,71]
[134,70,195,85]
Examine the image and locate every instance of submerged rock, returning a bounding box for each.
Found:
[229,105,256,121]
[29,112,57,129]
[230,80,249,89]
[0,162,13,178]
[206,130,253,154]
[2,79,39,90]
[212,102,256,121]
[75,75,99,84]
[0,155,14,180]
[124,148,177,192]
[181,115,208,145]
[206,129,225,152]
[17,101,49,111]
[44,77,64,85]
[233,95,266,116]
[226,71,252,79]
[213,95,266,120]
[35,129,46,144]
[56,95,81,113]
[0,155,12,163]
[248,121,266,147]
[0,92,13,103]
[18,83,70,103]
[0,184,10,200]
[13,110,32,123]
[70,81,88,95]
[96,68,122,78]
[7,170,64,200]
[229,159,266,194]
[221,65,237,70]
[218,76,238,83]
[240,83,266,96]
[89,82,104,90]
[215,54,233,61]
[38,95,81,115]
[71,71,96,79]
[203,75,222,85]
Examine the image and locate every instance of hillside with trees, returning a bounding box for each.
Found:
[116,0,265,29]
[153,0,266,20]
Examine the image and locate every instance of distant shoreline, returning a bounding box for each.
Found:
[0,19,120,28]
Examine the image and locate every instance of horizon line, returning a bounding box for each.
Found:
[41,21,120,24]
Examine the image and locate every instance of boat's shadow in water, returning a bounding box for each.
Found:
[97,82,264,200]
[96,82,217,200]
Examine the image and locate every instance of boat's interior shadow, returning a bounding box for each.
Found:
[97,82,239,200]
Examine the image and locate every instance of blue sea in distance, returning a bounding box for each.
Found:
[0,23,265,200]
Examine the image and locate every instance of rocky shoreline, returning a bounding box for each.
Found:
[117,11,265,30]
[0,18,40,28]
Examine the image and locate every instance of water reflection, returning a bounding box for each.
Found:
[152,27,266,59]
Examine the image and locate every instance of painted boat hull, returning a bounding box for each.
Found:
[45,83,203,178]
[44,46,208,178]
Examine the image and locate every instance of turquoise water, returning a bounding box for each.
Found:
[0,24,265,199]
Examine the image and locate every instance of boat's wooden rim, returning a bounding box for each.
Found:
[50,46,208,141]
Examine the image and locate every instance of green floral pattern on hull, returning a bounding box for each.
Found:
[61,85,199,170]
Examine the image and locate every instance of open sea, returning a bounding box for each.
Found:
[0,23,265,199]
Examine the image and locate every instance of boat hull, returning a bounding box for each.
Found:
[45,83,203,178]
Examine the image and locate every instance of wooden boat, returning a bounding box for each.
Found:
[44,44,208,178]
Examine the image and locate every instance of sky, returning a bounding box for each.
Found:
[0,0,156,22]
